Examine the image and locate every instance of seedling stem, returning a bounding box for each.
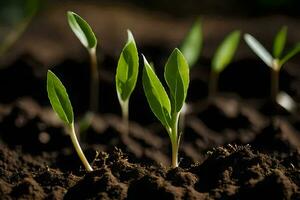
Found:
[209,70,219,98]
[70,123,93,172]
[89,48,99,113]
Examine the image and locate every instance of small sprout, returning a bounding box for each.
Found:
[142,48,189,168]
[116,30,139,134]
[67,11,99,114]
[244,26,300,102]
[180,18,203,67]
[209,30,241,97]
[47,70,93,172]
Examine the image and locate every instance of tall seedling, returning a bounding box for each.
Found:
[116,30,139,134]
[47,70,93,172]
[209,30,241,97]
[67,11,99,115]
[143,49,189,168]
[244,26,300,102]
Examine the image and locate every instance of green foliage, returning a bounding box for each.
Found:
[245,29,300,69]
[142,56,171,128]
[212,30,241,73]
[273,26,287,58]
[164,49,190,112]
[143,48,190,126]
[244,33,273,67]
[180,19,202,67]
[47,70,74,125]
[116,30,139,102]
[279,43,300,66]
[67,11,97,50]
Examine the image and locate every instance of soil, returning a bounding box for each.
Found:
[0,52,299,199]
[0,3,300,199]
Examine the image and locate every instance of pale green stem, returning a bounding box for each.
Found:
[89,48,99,113]
[271,60,280,103]
[70,123,93,172]
[169,112,180,168]
[209,69,219,98]
[121,99,129,135]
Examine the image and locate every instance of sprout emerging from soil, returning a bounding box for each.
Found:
[47,70,93,172]
[67,11,99,115]
[180,18,203,67]
[209,30,241,97]
[115,30,139,134]
[244,26,300,102]
[142,49,189,168]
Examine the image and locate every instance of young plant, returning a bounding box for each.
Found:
[115,30,139,134]
[244,26,300,102]
[180,18,203,67]
[142,48,189,168]
[209,30,241,97]
[67,11,99,114]
[47,70,93,172]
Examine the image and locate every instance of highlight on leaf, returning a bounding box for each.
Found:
[67,11,97,50]
[115,30,139,134]
[47,70,74,125]
[180,18,202,67]
[164,48,190,112]
[142,55,171,128]
[273,26,287,59]
[212,30,241,73]
[244,33,273,68]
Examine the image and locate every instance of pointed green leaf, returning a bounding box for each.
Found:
[180,18,202,67]
[244,33,273,67]
[142,56,171,127]
[67,11,97,50]
[279,43,300,66]
[212,30,241,72]
[47,70,74,125]
[273,26,287,58]
[116,30,139,102]
[164,48,189,112]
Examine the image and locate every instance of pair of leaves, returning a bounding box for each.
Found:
[244,26,300,69]
[115,30,139,102]
[47,70,74,125]
[67,11,97,51]
[142,49,189,128]
[212,30,241,73]
[180,18,202,68]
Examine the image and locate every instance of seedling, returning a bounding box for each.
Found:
[142,48,189,168]
[244,26,300,102]
[47,70,93,172]
[67,11,99,114]
[180,18,203,67]
[209,30,241,97]
[115,30,139,134]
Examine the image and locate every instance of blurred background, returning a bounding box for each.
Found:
[0,0,300,117]
[1,0,299,66]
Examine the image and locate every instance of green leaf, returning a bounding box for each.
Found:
[164,48,189,112]
[67,11,97,50]
[212,30,241,72]
[116,30,139,101]
[280,43,300,66]
[273,26,287,58]
[47,70,74,125]
[244,33,273,67]
[142,55,171,127]
[180,18,202,67]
